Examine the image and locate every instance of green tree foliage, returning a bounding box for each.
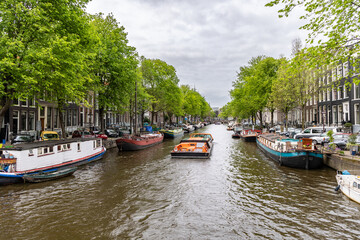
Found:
[0,0,92,134]
[90,13,138,131]
[231,56,279,126]
[266,0,360,80]
[270,58,298,129]
[181,85,212,122]
[140,58,182,125]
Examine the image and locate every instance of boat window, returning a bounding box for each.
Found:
[28,149,34,156]
[44,148,48,154]
[67,144,71,149]
[358,184,360,189]
[93,140,96,148]
[77,143,81,151]
[49,147,53,153]
[96,139,101,148]
[38,148,43,155]
[353,182,357,188]
[57,145,62,151]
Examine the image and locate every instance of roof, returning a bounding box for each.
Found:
[0,138,97,151]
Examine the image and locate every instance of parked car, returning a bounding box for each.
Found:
[93,132,108,140]
[105,129,118,138]
[40,131,60,141]
[11,134,35,145]
[310,133,329,145]
[327,133,350,150]
[72,130,93,138]
[294,127,341,139]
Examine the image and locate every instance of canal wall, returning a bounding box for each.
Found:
[323,152,360,175]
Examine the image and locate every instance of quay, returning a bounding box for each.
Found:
[323,151,360,174]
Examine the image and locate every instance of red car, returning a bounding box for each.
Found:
[72,130,93,138]
[93,132,108,140]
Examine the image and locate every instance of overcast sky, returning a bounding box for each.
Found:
[86,0,307,108]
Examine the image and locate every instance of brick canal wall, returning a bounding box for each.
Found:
[323,153,360,175]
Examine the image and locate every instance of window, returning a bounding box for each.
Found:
[20,99,27,107]
[21,111,27,131]
[338,86,343,99]
[28,112,35,131]
[13,98,19,106]
[28,149,34,156]
[57,145,62,151]
[67,109,72,126]
[353,182,357,188]
[28,98,35,107]
[54,109,58,129]
[356,104,360,124]
[344,86,348,98]
[46,108,52,129]
[304,129,311,134]
[313,129,322,133]
[77,143,81,151]
[355,84,360,99]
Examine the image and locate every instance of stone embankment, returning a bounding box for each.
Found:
[323,151,360,175]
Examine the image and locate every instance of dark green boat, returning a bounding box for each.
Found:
[22,167,77,183]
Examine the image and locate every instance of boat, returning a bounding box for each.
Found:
[159,128,184,138]
[232,126,242,138]
[22,167,77,183]
[241,129,262,142]
[256,133,323,169]
[183,125,195,133]
[171,133,214,159]
[336,170,360,204]
[0,138,106,185]
[116,133,164,151]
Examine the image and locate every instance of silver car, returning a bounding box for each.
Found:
[310,133,329,145]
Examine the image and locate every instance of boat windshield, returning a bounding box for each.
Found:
[44,134,59,139]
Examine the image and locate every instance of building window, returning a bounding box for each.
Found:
[67,109,72,126]
[21,111,27,131]
[333,106,338,124]
[13,110,19,134]
[20,99,27,107]
[344,86,348,98]
[338,85,343,99]
[72,109,77,127]
[28,98,35,107]
[28,112,35,130]
[46,108,52,129]
[54,108,58,128]
[356,104,360,124]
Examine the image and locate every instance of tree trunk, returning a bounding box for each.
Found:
[99,107,105,133]
[301,105,306,130]
[271,110,274,127]
[0,97,11,130]
[57,101,66,139]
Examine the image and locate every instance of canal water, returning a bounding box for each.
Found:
[1,124,360,239]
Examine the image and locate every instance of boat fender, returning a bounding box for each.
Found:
[334,185,341,191]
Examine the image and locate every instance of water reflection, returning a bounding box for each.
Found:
[0,125,360,239]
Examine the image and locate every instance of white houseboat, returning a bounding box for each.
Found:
[0,138,106,185]
[336,171,360,204]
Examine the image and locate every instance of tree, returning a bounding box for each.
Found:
[231,56,279,127]
[90,13,138,132]
[140,58,181,126]
[266,0,360,80]
[0,0,93,136]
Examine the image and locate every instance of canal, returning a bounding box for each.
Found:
[0,124,360,239]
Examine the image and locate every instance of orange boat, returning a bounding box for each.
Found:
[171,133,214,159]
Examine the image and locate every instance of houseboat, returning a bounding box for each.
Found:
[336,170,360,204]
[0,138,106,185]
[116,133,164,151]
[171,133,214,159]
[159,128,184,138]
[241,129,262,142]
[256,133,323,169]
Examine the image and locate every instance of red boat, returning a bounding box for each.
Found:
[240,129,262,142]
[116,133,164,151]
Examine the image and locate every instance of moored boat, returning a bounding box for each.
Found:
[171,133,214,159]
[336,170,360,204]
[0,138,106,185]
[241,129,261,142]
[22,167,77,183]
[256,133,323,169]
[232,126,242,138]
[183,125,195,133]
[159,128,184,138]
[116,133,164,151]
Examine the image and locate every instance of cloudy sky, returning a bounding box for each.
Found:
[86,0,307,108]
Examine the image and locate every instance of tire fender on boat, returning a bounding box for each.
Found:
[335,185,341,191]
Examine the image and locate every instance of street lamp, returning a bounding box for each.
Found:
[322,111,326,132]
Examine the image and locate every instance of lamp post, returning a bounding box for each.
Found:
[322,111,326,132]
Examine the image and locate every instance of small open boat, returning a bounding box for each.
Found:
[159,128,184,138]
[232,126,242,138]
[22,167,77,183]
[336,170,360,204]
[116,133,164,151]
[171,133,214,159]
